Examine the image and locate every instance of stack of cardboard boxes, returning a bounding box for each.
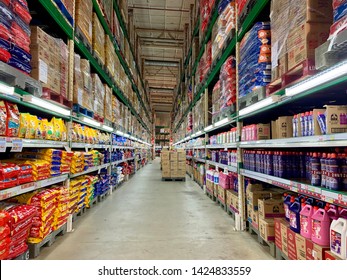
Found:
[246,183,285,242]
[226,189,239,213]
[75,0,93,46]
[274,218,341,260]
[161,150,186,179]
[271,0,332,81]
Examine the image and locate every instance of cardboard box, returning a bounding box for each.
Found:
[170,170,178,177]
[218,185,226,203]
[295,233,306,260]
[178,161,186,170]
[278,54,288,78]
[258,198,285,219]
[281,220,289,256]
[231,191,239,211]
[287,23,330,70]
[271,120,278,139]
[161,152,170,161]
[247,207,253,221]
[306,240,330,260]
[246,183,263,196]
[247,191,272,211]
[226,190,233,207]
[277,116,293,139]
[75,0,93,45]
[287,228,297,260]
[162,161,170,169]
[252,210,259,228]
[177,170,186,178]
[178,152,186,161]
[170,161,178,170]
[256,123,271,140]
[324,251,342,260]
[324,105,347,134]
[162,170,170,178]
[170,152,178,161]
[274,218,286,251]
[259,218,275,242]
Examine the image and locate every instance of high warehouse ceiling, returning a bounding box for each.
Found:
[128,0,194,114]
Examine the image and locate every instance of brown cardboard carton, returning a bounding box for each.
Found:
[280,220,289,256]
[230,190,239,211]
[226,190,233,207]
[75,0,93,45]
[287,23,330,70]
[287,0,333,24]
[256,124,271,140]
[162,170,170,178]
[274,218,287,251]
[170,161,178,170]
[324,105,347,134]
[177,170,186,178]
[277,116,293,139]
[295,233,307,260]
[324,250,342,260]
[178,161,186,171]
[178,152,186,161]
[271,120,278,139]
[161,152,170,161]
[170,152,178,161]
[258,198,285,219]
[218,185,226,204]
[279,54,288,77]
[247,207,253,221]
[259,218,275,242]
[252,210,259,228]
[287,228,297,260]
[247,191,272,211]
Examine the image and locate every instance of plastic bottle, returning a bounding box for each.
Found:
[299,152,306,179]
[330,153,340,191]
[278,152,284,178]
[293,114,297,137]
[300,113,305,137]
[289,197,302,233]
[339,208,347,219]
[340,153,347,191]
[312,207,331,246]
[320,153,327,188]
[283,193,293,222]
[308,111,314,136]
[300,203,314,239]
[330,217,347,259]
[327,204,340,221]
[311,152,321,186]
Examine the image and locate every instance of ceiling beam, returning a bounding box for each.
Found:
[141,44,183,50]
[140,37,184,43]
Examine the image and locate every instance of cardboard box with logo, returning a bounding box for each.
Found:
[305,239,330,260]
[287,228,297,260]
[277,116,293,139]
[218,185,226,204]
[274,218,289,254]
[252,210,259,228]
[258,198,285,219]
[170,152,178,161]
[324,105,347,134]
[295,233,307,260]
[247,191,273,211]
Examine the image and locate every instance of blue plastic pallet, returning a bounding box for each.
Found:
[73,104,94,118]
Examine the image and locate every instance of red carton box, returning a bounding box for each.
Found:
[287,228,297,260]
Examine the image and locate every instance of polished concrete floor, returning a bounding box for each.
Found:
[37,158,274,260]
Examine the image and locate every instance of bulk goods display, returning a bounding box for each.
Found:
[172,0,347,261]
[0,0,152,260]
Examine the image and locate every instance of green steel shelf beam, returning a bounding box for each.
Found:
[112,0,151,118]
[184,17,200,67]
[38,0,73,39]
[191,1,220,78]
[238,0,270,41]
[92,0,150,132]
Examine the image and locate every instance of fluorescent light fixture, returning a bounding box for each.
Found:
[215,117,230,127]
[130,136,135,140]
[286,60,347,97]
[124,133,130,138]
[116,130,124,136]
[81,116,101,127]
[0,83,14,95]
[102,125,114,132]
[204,125,214,132]
[191,133,197,137]
[24,95,71,116]
[196,130,203,136]
[239,96,280,116]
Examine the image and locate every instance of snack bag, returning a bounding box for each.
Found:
[5,102,19,137]
[18,113,30,138]
[25,115,37,139]
[45,120,54,140]
[35,118,44,139]
[0,100,7,136]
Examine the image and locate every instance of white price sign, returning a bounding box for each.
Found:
[0,137,6,152]
[11,139,23,152]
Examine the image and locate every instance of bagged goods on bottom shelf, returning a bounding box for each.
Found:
[0,203,37,259]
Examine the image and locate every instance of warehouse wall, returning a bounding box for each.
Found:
[155,112,171,127]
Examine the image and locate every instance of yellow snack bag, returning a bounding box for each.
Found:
[19,113,30,138]
[41,119,49,139]
[35,118,44,139]
[52,117,62,140]
[25,115,38,139]
[46,120,55,140]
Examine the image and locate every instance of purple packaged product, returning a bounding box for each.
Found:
[10,44,31,63]
[317,112,327,135]
[7,56,31,73]
[334,1,347,22]
[0,38,10,51]
[0,2,14,26]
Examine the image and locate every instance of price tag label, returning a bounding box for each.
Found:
[11,139,23,152]
[224,168,228,174]
[0,137,6,152]
[64,145,71,152]
[85,147,89,153]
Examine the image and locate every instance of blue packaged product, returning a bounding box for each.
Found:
[8,56,31,73]
[318,112,327,135]
[334,1,347,22]
[0,38,10,51]
[10,44,32,63]
[218,0,232,14]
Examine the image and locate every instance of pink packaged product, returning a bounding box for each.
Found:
[219,172,230,190]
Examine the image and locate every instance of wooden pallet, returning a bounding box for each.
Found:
[239,86,266,110]
[97,190,110,202]
[162,177,186,182]
[248,222,276,258]
[28,223,67,259]
[266,59,318,96]
[0,61,42,97]
[217,197,227,212]
[42,87,72,108]
[73,103,94,118]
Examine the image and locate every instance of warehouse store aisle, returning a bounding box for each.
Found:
[37,159,273,260]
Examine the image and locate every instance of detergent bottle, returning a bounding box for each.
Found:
[289,197,301,233]
[283,193,293,222]
[339,208,347,219]
[330,217,347,259]
[312,207,331,246]
[300,203,314,239]
[327,204,340,221]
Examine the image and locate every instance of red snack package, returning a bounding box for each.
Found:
[12,0,32,25]
[0,210,10,226]
[7,241,27,259]
[5,101,20,137]
[0,47,10,62]
[0,224,10,239]
[0,100,6,136]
